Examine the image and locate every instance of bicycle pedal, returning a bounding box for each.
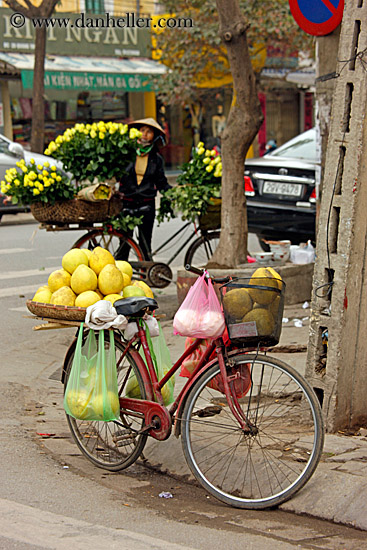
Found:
[193,405,223,418]
[112,429,136,445]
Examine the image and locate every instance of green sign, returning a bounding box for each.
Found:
[0,8,151,57]
[21,69,153,91]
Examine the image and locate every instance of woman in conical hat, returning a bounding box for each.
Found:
[116,118,171,260]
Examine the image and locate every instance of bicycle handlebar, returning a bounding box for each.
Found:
[184,264,230,285]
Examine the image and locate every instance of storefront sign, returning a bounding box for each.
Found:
[21,69,153,91]
[0,8,151,57]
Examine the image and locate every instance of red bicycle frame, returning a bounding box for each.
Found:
[117,325,252,441]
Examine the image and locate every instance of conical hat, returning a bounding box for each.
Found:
[128,117,166,136]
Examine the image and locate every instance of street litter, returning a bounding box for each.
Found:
[294,319,303,328]
[282,318,289,323]
[159,492,173,498]
[302,301,310,309]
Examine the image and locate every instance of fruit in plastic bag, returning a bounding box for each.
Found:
[66,388,92,419]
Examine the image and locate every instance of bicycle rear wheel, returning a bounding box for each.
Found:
[72,229,145,261]
[64,331,148,471]
[184,231,220,267]
[181,353,324,509]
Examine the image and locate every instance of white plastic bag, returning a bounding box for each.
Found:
[173,274,225,339]
[290,241,315,264]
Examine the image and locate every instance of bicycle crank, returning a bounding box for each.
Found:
[147,263,173,288]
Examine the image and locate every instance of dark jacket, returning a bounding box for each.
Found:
[119,149,171,203]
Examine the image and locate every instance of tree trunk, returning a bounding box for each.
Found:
[31,26,46,153]
[208,0,263,268]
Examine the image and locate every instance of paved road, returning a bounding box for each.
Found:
[1,216,366,549]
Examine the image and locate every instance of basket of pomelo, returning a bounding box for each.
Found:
[220,267,285,347]
[27,247,154,321]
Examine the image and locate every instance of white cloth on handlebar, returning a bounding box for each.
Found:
[85,301,128,330]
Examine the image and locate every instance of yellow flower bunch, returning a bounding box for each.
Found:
[1,159,74,206]
[157,141,222,224]
[44,121,141,183]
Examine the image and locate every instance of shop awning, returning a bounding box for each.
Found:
[0,52,166,91]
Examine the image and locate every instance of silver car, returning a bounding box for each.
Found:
[0,133,65,221]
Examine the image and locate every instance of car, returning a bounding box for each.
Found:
[244,128,318,249]
[0,133,66,222]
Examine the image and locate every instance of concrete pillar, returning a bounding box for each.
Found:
[306,1,367,431]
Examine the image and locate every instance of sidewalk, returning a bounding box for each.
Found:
[36,293,367,531]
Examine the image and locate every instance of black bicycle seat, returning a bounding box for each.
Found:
[114,296,158,317]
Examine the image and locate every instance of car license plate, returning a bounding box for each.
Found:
[262,181,302,197]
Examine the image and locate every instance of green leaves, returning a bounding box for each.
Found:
[157,143,222,223]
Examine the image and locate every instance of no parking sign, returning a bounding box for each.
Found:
[289,0,344,36]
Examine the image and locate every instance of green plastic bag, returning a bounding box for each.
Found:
[64,324,120,421]
[126,320,175,406]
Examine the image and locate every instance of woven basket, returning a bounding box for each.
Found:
[30,195,123,225]
[198,201,221,231]
[26,300,86,321]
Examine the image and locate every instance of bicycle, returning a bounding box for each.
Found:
[71,205,221,287]
[61,265,324,510]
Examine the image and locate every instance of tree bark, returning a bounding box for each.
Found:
[208,0,263,268]
[31,27,46,152]
[5,0,59,152]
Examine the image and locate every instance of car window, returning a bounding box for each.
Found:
[0,136,10,155]
[271,130,316,161]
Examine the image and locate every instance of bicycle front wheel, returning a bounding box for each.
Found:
[181,353,324,509]
[184,231,220,267]
[72,229,145,261]
[64,331,148,471]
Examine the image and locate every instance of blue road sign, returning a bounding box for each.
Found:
[289,0,344,36]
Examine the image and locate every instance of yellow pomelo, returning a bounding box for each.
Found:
[125,374,141,399]
[32,286,52,303]
[266,267,283,291]
[50,286,76,306]
[123,285,146,298]
[103,294,123,305]
[132,280,154,298]
[81,248,92,263]
[122,272,131,287]
[95,289,104,299]
[268,295,281,319]
[75,290,100,308]
[90,392,119,418]
[222,287,253,321]
[247,268,278,305]
[62,248,89,274]
[98,264,124,295]
[71,264,98,294]
[115,260,133,280]
[66,388,91,419]
[89,246,115,275]
[242,307,275,336]
[48,269,71,293]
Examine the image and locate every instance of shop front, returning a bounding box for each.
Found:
[0,8,165,147]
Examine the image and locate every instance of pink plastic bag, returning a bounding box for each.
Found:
[173,274,225,339]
